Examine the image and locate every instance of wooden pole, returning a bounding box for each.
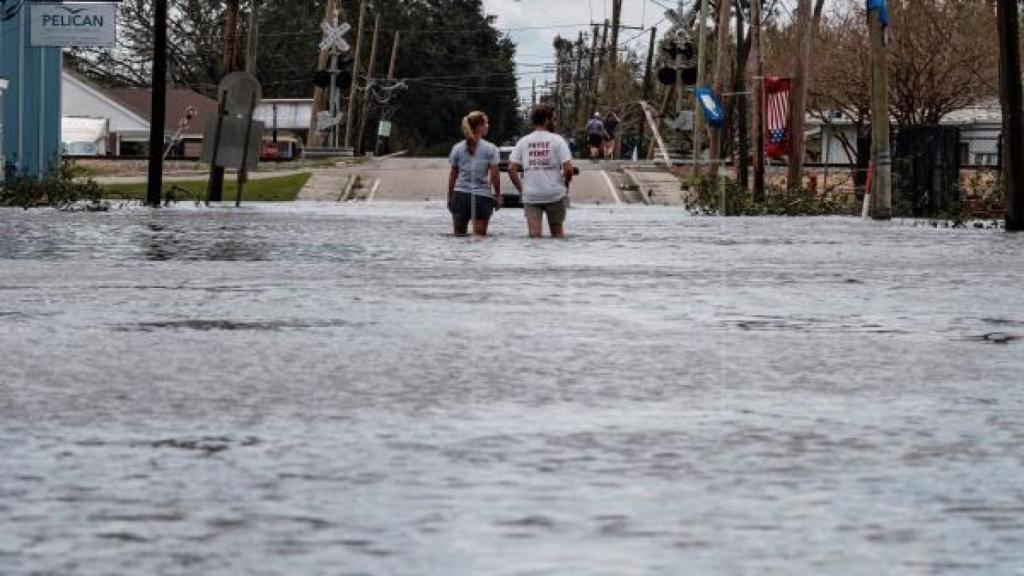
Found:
[574,33,584,130]
[750,0,765,201]
[344,0,367,150]
[223,0,240,76]
[146,0,168,207]
[998,0,1024,231]
[709,0,732,179]
[868,3,891,219]
[693,0,710,178]
[356,14,380,156]
[735,0,749,190]
[308,0,339,149]
[609,0,623,83]
[245,0,259,75]
[586,25,599,118]
[386,31,401,80]
[787,0,812,193]
[596,20,609,112]
[209,0,241,202]
[641,27,657,154]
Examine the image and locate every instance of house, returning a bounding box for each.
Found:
[253,98,313,159]
[61,71,218,158]
[808,98,1003,168]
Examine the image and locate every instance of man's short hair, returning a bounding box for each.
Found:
[530,105,555,127]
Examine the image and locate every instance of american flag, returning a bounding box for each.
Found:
[764,77,791,159]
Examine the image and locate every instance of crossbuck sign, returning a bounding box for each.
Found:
[320,22,351,53]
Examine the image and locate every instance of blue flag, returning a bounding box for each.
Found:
[866,0,889,29]
[695,87,725,128]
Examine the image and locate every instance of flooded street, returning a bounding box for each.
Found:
[2,202,1023,575]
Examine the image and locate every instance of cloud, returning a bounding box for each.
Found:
[481,0,673,105]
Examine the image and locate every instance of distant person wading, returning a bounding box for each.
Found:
[448,112,501,236]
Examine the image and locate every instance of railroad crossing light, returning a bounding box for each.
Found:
[680,67,698,85]
[679,41,695,60]
[657,66,677,86]
[313,70,351,89]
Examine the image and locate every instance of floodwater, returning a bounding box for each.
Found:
[1,202,1023,575]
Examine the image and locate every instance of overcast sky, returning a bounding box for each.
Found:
[480,0,679,106]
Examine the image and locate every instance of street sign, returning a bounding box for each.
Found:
[320,21,351,53]
[664,111,694,132]
[219,72,262,116]
[200,114,264,170]
[377,120,392,138]
[696,88,725,128]
[31,3,117,48]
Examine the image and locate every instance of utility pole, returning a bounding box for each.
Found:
[344,0,367,150]
[386,31,400,80]
[555,46,563,130]
[709,0,731,179]
[308,0,339,149]
[787,0,812,192]
[209,0,241,203]
[868,1,891,219]
[356,14,380,156]
[693,0,710,178]
[998,0,1024,231]
[245,0,260,74]
[642,26,657,154]
[609,0,623,86]
[223,0,240,75]
[375,30,400,156]
[750,0,765,201]
[574,33,584,130]
[532,78,537,107]
[595,20,609,111]
[146,0,168,207]
[586,25,599,118]
[735,0,749,190]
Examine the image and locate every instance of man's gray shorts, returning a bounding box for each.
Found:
[524,197,568,226]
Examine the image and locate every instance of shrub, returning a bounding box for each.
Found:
[1,161,106,210]
[684,175,858,216]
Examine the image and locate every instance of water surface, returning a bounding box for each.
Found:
[1,202,1023,575]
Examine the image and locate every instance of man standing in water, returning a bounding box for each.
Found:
[509,105,575,238]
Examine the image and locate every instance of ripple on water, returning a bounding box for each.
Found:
[1,204,1024,574]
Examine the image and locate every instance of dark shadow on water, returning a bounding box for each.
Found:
[111,319,374,332]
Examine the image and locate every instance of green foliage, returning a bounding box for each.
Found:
[71,0,524,156]
[100,172,312,202]
[1,163,105,210]
[684,175,859,217]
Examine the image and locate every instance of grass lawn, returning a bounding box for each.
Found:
[100,172,312,202]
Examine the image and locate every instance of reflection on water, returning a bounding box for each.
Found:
[1,202,1023,575]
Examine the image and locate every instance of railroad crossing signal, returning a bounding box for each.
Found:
[320,21,351,53]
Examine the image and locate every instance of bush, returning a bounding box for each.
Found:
[684,175,858,216]
[1,162,106,210]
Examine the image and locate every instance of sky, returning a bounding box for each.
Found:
[480,0,681,106]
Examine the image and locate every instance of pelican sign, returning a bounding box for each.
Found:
[31,3,117,47]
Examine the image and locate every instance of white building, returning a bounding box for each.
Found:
[61,71,217,158]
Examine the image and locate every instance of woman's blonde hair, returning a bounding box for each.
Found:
[461,111,488,155]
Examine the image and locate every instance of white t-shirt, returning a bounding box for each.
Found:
[510,130,573,204]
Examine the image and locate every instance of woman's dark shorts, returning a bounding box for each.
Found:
[450,191,495,221]
[588,133,604,148]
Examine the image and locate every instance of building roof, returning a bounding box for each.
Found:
[105,87,218,135]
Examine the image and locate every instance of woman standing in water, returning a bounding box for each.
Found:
[447,111,501,236]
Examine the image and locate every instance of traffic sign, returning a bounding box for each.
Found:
[320,21,351,53]
[219,72,262,116]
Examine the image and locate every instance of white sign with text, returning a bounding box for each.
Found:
[31,3,117,48]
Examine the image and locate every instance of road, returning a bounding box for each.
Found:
[299,157,666,205]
